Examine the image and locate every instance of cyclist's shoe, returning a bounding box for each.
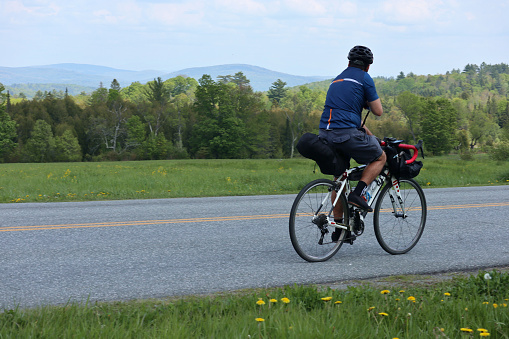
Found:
[331,230,340,242]
[331,230,356,245]
[348,193,373,212]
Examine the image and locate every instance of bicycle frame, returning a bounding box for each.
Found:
[317,139,422,232]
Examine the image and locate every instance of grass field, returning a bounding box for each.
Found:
[1,154,508,203]
[0,270,507,338]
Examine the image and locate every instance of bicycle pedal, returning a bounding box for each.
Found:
[345,232,356,245]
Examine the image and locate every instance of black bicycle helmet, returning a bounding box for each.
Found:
[348,45,374,66]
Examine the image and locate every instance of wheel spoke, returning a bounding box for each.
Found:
[289,179,348,262]
[373,179,426,254]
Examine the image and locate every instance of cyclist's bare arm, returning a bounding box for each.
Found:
[368,98,383,116]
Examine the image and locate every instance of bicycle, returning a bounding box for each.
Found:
[289,137,427,262]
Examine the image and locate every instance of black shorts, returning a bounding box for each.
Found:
[319,128,383,164]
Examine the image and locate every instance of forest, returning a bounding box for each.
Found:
[0,62,508,163]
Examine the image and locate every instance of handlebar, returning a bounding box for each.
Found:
[380,139,424,165]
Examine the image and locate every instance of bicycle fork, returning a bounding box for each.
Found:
[388,178,407,218]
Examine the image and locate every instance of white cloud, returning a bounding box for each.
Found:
[2,0,60,22]
[146,2,205,26]
[215,0,268,15]
[380,0,446,24]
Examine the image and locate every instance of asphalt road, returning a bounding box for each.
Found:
[1,185,508,309]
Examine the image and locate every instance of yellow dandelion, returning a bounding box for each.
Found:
[368,306,376,311]
[480,333,490,337]
[321,297,333,301]
[255,318,265,322]
[503,303,507,307]
[269,299,278,303]
[477,329,488,333]
[444,292,451,296]
[493,303,498,308]
[460,328,473,333]
[407,296,416,301]
[483,302,489,305]
[399,290,405,293]
[256,299,265,306]
[395,298,400,301]
[281,297,290,304]
[380,290,390,294]
[334,301,342,304]
[378,312,389,316]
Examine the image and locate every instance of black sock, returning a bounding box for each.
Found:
[353,181,367,196]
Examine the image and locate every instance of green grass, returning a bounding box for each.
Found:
[1,154,508,203]
[1,270,508,338]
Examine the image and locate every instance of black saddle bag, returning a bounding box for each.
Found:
[296,133,349,176]
[385,145,423,179]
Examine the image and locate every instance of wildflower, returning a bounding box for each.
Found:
[477,329,488,333]
[368,307,376,311]
[484,273,492,280]
[380,290,390,294]
[444,292,451,296]
[493,304,498,308]
[460,328,473,333]
[480,333,490,337]
[503,303,507,307]
[255,318,265,322]
[281,297,290,304]
[269,299,278,303]
[335,301,342,304]
[256,299,265,306]
[483,302,489,305]
[399,290,405,293]
[407,296,416,302]
[321,297,333,301]
[378,312,389,316]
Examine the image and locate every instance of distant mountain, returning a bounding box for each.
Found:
[0,63,331,96]
[162,64,330,91]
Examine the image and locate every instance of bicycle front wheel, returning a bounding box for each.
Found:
[373,178,427,254]
[289,179,348,262]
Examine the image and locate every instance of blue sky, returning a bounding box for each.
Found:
[1,0,508,78]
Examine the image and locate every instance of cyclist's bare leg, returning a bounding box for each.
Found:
[331,188,344,221]
[360,151,386,185]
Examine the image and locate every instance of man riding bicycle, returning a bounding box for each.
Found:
[318,45,386,225]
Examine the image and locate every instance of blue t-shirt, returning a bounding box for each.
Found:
[319,67,379,129]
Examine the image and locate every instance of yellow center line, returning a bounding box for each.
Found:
[1,202,508,232]
[0,214,289,232]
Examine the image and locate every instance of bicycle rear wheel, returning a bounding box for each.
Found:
[373,178,427,254]
[289,179,349,262]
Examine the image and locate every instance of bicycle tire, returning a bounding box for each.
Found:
[373,178,427,255]
[289,179,349,262]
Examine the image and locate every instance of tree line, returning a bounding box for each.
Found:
[1,63,508,163]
